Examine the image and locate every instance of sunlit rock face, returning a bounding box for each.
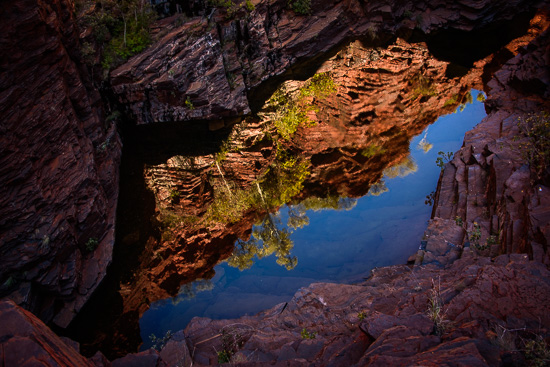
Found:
[110,0,536,125]
[72,38,485,357]
[0,0,121,327]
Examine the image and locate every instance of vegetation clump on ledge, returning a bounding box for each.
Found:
[75,0,156,73]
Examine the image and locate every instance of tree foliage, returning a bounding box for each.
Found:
[75,0,156,71]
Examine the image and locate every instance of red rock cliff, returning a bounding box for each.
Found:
[0,0,121,327]
[110,0,537,124]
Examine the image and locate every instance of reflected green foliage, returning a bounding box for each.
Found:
[269,72,336,140]
[457,90,475,113]
[228,213,297,271]
[205,182,256,224]
[411,74,437,100]
[476,92,486,102]
[228,194,356,271]
[259,153,311,208]
[361,144,386,158]
[368,180,389,196]
[443,94,458,107]
[463,91,473,105]
[227,239,259,271]
[295,195,357,212]
[417,128,433,153]
[383,156,418,178]
[299,73,338,99]
[287,206,310,230]
[205,153,310,225]
[174,279,214,302]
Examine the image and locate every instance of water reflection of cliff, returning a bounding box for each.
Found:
[69,38,481,358]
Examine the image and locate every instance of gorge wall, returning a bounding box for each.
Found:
[1,0,550,365]
[0,0,121,327]
[110,0,538,124]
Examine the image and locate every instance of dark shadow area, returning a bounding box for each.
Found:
[63,119,232,359]
[425,11,534,69]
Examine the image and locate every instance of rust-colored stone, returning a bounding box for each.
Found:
[0,0,121,326]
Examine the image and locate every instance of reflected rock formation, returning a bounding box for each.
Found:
[70,39,487,358]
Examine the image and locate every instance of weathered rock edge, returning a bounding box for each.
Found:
[0,0,122,327]
[111,0,540,125]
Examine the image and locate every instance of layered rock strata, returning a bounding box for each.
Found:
[0,300,93,367]
[110,0,537,124]
[418,10,550,267]
[183,253,550,366]
[0,0,121,327]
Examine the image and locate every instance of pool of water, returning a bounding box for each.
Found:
[139,90,487,347]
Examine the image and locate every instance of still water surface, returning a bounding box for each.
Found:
[139,90,487,347]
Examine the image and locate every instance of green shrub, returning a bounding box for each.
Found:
[524,336,550,367]
[469,222,482,248]
[185,96,194,110]
[218,350,231,363]
[455,216,463,227]
[289,0,311,15]
[76,0,156,72]
[301,328,316,339]
[361,144,386,158]
[149,330,173,351]
[518,112,550,181]
[435,151,453,171]
[426,278,448,335]
[85,237,99,252]
[245,0,255,12]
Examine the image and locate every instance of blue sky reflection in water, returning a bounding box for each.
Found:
[140,90,487,347]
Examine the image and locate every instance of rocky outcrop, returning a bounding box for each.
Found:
[417,8,550,267]
[0,300,93,367]
[110,0,538,124]
[0,0,121,327]
[183,252,550,366]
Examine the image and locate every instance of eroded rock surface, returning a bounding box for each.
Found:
[0,0,121,327]
[418,9,550,267]
[0,300,93,367]
[182,253,550,366]
[111,0,537,124]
